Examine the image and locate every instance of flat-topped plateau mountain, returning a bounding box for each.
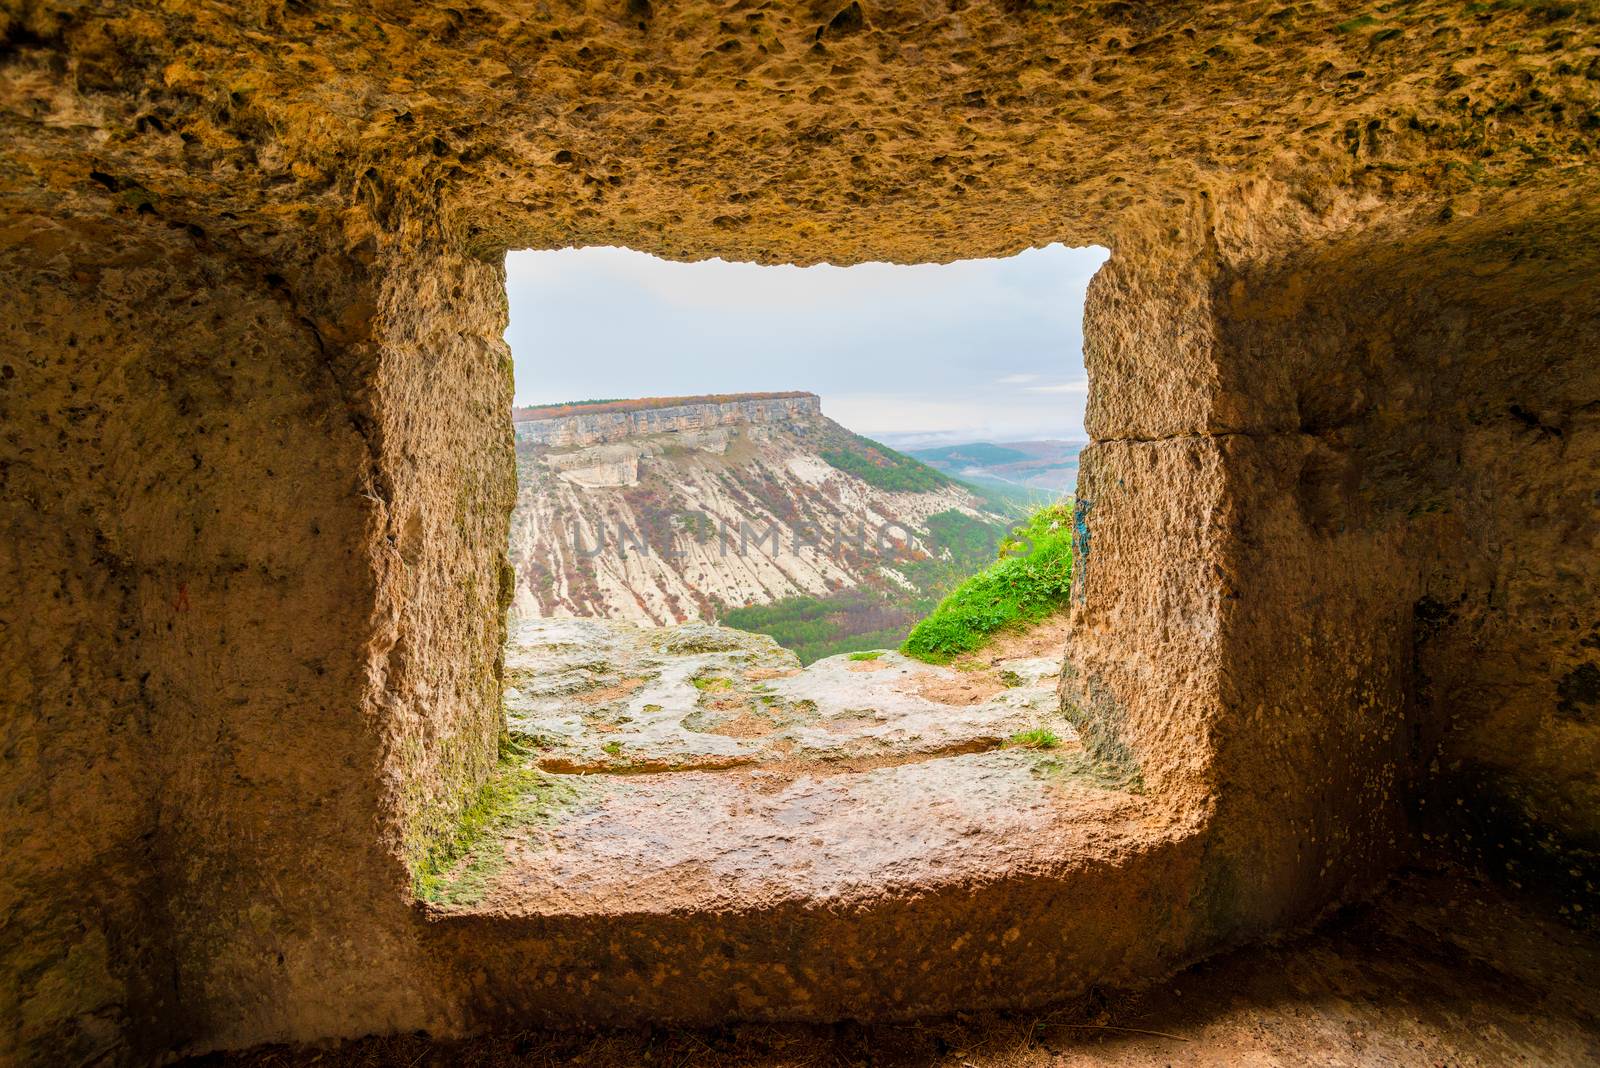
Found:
[508,393,1022,659]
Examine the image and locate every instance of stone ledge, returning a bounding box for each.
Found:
[424,801,1201,1028]
[410,618,1200,1027]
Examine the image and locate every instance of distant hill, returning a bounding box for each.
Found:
[509,394,1022,661]
[909,442,1031,466]
[909,439,1083,496]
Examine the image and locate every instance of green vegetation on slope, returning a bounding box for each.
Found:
[902,503,1074,664]
[925,508,1006,567]
[819,433,952,492]
[721,589,917,665]
[720,508,1020,663]
[954,473,1057,516]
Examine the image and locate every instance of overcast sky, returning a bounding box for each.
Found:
[505,243,1109,448]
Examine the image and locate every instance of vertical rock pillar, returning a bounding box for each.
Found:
[1065,197,1417,947]
[0,213,515,1059]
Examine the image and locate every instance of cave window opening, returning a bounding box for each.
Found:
[476,243,1110,909]
[503,243,1105,661]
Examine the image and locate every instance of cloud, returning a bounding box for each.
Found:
[824,392,1086,443]
[507,243,1106,323]
[505,243,1110,440]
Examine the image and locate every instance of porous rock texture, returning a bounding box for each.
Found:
[1,0,1597,1062]
[430,616,1207,1029]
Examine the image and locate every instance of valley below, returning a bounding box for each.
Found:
[907,439,1083,499]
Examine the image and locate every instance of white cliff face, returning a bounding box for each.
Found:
[544,444,642,488]
[508,396,1006,627]
[514,393,822,447]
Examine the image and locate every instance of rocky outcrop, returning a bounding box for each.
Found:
[497,616,1066,783]
[541,443,642,487]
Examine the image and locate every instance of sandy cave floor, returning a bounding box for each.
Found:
[193,865,1599,1067]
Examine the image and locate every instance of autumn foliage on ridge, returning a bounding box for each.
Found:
[513,391,816,422]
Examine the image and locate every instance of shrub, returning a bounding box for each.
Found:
[1008,728,1062,750]
[901,503,1073,664]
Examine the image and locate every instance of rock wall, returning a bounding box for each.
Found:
[1,0,1597,1060]
[514,394,822,447]
[0,211,514,1060]
[1067,189,1600,941]
[1208,199,1600,922]
[2,215,183,1062]
[0,216,395,1060]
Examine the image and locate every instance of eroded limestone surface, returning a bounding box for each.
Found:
[3,1,1594,264]
[435,617,1093,912]
[505,617,1063,771]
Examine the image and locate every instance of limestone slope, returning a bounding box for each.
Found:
[507,394,1014,628]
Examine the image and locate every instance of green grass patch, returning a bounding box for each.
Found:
[902,503,1074,664]
[692,675,734,692]
[601,740,624,756]
[847,650,884,661]
[412,734,576,907]
[1008,727,1062,750]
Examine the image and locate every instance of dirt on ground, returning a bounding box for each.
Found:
[575,678,648,705]
[911,674,1009,707]
[196,865,1599,1068]
[915,616,1073,707]
[952,616,1075,671]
